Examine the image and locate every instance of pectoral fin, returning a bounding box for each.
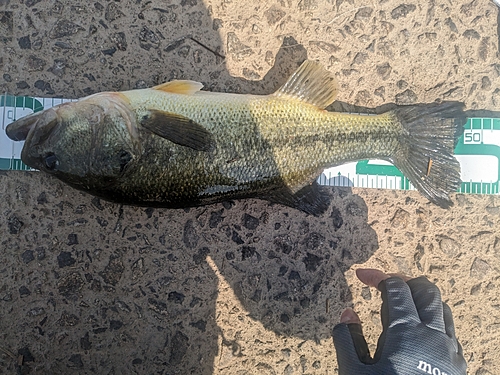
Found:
[140,110,214,151]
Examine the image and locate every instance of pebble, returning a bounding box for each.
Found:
[21,250,35,264]
[49,19,84,38]
[18,35,31,49]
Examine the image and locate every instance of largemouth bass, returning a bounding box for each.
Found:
[6,61,465,214]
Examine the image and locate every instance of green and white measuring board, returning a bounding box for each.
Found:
[1,95,499,195]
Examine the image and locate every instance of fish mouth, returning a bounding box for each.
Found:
[5,111,42,141]
[6,107,59,142]
[6,108,60,169]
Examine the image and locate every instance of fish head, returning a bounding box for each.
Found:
[6,93,138,191]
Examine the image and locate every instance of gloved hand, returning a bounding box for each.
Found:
[332,269,467,375]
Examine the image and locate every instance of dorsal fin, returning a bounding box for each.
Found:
[153,80,204,95]
[273,60,338,109]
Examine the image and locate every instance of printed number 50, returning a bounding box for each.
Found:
[464,131,481,144]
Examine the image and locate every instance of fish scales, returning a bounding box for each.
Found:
[125,89,401,191]
[5,61,466,214]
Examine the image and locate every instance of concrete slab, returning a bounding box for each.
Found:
[1,1,499,374]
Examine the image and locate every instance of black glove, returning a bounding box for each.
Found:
[332,276,467,374]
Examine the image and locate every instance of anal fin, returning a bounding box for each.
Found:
[267,182,331,216]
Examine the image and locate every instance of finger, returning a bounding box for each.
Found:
[333,320,372,366]
[356,268,390,290]
[442,302,462,356]
[340,308,362,325]
[442,303,457,340]
[406,277,445,333]
[373,278,420,361]
[379,278,420,329]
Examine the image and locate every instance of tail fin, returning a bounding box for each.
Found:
[390,102,466,208]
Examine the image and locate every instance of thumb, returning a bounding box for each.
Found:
[340,307,362,324]
[333,308,372,367]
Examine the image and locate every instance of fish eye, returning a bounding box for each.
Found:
[43,153,59,171]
